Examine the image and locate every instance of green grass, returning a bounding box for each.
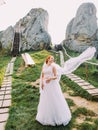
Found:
[73,107,98,130]
[66,98,75,107]
[74,63,98,88]
[78,122,97,130]
[0,53,11,87]
[73,107,95,117]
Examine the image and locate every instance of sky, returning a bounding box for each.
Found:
[0,0,98,44]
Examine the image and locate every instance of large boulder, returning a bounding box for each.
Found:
[96,29,98,41]
[0,26,14,51]
[0,8,51,53]
[64,2,98,53]
[14,8,51,51]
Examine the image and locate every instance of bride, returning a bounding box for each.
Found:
[36,47,96,126]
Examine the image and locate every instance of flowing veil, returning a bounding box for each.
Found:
[62,46,96,74]
[39,46,96,93]
[55,46,96,79]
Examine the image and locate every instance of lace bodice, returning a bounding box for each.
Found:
[42,64,54,79]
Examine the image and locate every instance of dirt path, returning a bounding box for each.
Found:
[64,92,98,115]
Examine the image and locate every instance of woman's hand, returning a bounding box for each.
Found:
[46,76,57,83]
[46,78,51,83]
[41,83,44,90]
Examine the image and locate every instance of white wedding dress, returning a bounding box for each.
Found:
[36,47,96,126]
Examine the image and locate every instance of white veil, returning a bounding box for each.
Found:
[39,46,96,93]
[52,46,96,81]
[62,46,96,74]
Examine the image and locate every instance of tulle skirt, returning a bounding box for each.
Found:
[36,79,71,126]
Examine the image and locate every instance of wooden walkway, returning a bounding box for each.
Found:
[59,51,98,97]
[0,57,16,130]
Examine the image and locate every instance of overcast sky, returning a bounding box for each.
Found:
[0,0,98,44]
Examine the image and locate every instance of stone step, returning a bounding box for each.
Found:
[0,122,6,130]
[4,95,11,100]
[87,89,98,95]
[71,77,83,81]
[1,100,11,108]
[3,77,12,81]
[77,82,90,86]
[1,84,11,88]
[81,85,95,90]
[5,90,11,94]
[6,88,11,91]
[0,108,9,114]
[0,100,3,107]
[0,95,4,100]
[74,79,86,83]
[2,81,11,84]
[0,91,5,96]
[0,113,9,123]
[0,88,6,91]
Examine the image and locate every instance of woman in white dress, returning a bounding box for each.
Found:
[36,47,96,126]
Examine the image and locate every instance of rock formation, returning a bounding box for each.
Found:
[0,8,51,53]
[62,2,98,55]
[0,26,14,51]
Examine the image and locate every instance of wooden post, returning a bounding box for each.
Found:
[85,63,88,80]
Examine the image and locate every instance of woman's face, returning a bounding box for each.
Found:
[49,56,54,63]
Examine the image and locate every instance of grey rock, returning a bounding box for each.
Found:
[64,2,98,54]
[63,40,90,53]
[0,8,51,53]
[71,3,97,38]
[15,8,51,51]
[0,26,14,51]
[96,29,98,41]
[66,18,74,39]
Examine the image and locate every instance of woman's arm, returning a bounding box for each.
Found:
[46,66,57,83]
[41,70,44,90]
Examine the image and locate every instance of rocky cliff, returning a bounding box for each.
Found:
[62,2,98,55]
[0,8,51,53]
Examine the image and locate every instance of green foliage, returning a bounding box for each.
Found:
[94,118,98,125]
[73,107,95,118]
[85,117,93,122]
[0,54,11,86]
[66,98,75,107]
[78,122,97,130]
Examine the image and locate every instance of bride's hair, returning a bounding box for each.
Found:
[45,55,53,64]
